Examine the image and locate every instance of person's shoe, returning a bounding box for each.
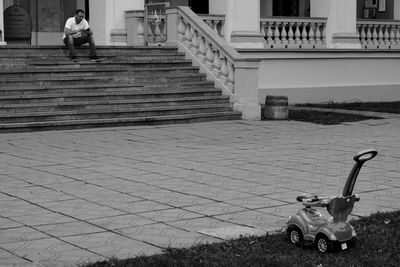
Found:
[90,55,102,62]
[70,56,78,62]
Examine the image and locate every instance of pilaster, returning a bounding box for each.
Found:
[326,0,360,49]
[88,0,113,45]
[0,0,6,45]
[225,0,264,49]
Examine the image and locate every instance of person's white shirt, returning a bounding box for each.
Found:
[63,17,89,39]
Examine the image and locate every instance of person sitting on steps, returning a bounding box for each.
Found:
[63,9,100,62]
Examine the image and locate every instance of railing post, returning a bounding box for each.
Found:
[125,10,145,46]
[233,62,261,120]
[166,8,179,47]
[1,0,7,45]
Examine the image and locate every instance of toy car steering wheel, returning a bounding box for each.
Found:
[353,149,378,163]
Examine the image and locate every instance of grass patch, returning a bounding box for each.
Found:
[295,101,400,114]
[289,109,382,125]
[82,211,400,267]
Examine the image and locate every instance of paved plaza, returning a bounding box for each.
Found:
[0,113,399,266]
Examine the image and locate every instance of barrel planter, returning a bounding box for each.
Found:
[264,95,289,120]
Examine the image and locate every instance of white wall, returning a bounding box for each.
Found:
[257,53,400,104]
[310,0,328,17]
[209,0,226,15]
[113,0,144,30]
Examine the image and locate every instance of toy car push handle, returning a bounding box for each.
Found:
[342,149,377,197]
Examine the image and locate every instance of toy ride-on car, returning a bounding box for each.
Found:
[286,149,378,253]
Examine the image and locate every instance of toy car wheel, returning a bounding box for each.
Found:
[287,225,303,245]
[316,235,333,253]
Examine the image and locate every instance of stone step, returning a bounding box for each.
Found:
[0,103,234,123]
[0,111,242,133]
[0,74,207,86]
[0,82,216,96]
[0,46,241,132]
[0,95,229,107]
[0,45,180,55]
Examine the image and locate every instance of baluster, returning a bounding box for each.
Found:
[360,24,366,46]
[198,36,207,62]
[366,24,372,45]
[274,22,281,46]
[294,22,301,44]
[378,25,384,47]
[147,21,155,42]
[389,25,396,46]
[191,29,200,55]
[177,17,186,42]
[260,21,266,39]
[219,20,225,38]
[287,22,294,45]
[395,25,400,48]
[184,23,193,48]
[213,51,222,77]
[205,20,213,29]
[212,20,219,35]
[228,62,235,93]
[383,25,390,45]
[372,24,378,46]
[160,20,167,42]
[153,22,162,43]
[308,23,315,46]
[205,42,215,69]
[220,57,230,84]
[266,22,273,44]
[321,22,327,45]
[301,22,308,47]
[281,22,288,46]
[315,23,322,45]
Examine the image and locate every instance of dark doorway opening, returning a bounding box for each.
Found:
[273,0,299,16]
[189,0,209,14]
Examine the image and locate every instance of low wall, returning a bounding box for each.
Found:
[252,50,400,104]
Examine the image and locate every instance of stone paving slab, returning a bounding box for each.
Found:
[0,117,399,266]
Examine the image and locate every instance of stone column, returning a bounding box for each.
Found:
[126,10,146,46]
[89,0,113,45]
[0,0,6,45]
[394,0,400,20]
[165,8,178,47]
[326,0,360,49]
[225,0,264,48]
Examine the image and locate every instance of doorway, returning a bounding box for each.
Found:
[189,0,209,14]
[273,0,299,16]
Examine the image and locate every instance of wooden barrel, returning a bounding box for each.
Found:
[264,95,289,120]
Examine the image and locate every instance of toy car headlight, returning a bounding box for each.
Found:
[308,225,318,231]
[330,233,337,240]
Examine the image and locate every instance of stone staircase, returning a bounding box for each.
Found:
[0,46,241,132]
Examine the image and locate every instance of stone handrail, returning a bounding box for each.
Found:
[357,19,400,49]
[169,7,241,97]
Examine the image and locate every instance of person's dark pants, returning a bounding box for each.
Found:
[63,34,97,58]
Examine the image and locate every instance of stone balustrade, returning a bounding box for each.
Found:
[127,11,400,50]
[173,8,239,97]
[357,20,400,49]
[200,14,225,38]
[260,17,327,49]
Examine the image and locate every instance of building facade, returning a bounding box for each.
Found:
[2,0,400,46]
[1,0,400,119]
